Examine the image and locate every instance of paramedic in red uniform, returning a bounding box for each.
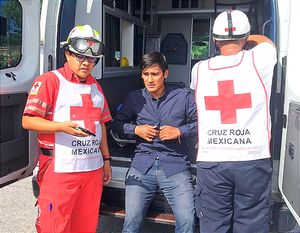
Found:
[22,24,112,233]
[190,10,277,233]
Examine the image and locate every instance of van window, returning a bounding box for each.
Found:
[104,7,145,70]
[105,13,121,67]
[143,0,151,25]
[0,0,22,70]
[192,19,210,60]
[131,0,141,19]
[115,0,128,12]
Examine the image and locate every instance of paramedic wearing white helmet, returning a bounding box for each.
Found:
[22,24,112,233]
[190,10,277,233]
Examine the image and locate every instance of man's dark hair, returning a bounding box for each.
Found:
[140,52,168,74]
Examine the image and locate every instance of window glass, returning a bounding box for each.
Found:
[0,0,22,70]
[115,0,128,12]
[103,0,114,8]
[191,0,199,8]
[172,0,180,8]
[105,13,121,67]
[131,0,141,19]
[143,0,151,25]
[181,0,189,8]
[192,19,210,60]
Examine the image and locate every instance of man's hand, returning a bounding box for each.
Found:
[22,116,88,137]
[60,121,90,137]
[134,125,159,142]
[159,126,181,141]
[103,161,112,185]
[245,35,275,50]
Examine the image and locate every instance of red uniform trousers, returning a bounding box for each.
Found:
[36,154,103,233]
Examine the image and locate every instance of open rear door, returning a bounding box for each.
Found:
[278,0,300,226]
[0,0,40,186]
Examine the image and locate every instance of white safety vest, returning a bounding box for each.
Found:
[194,49,272,162]
[52,70,104,172]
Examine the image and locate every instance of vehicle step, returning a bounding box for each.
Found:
[100,205,175,225]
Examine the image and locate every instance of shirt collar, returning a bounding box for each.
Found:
[63,62,95,84]
[143,86,169,101]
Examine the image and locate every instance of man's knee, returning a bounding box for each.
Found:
[173,203,195,224]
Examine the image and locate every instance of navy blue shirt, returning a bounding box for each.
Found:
[112,84,197,177]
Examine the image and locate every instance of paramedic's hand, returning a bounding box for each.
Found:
[159,126,181,141]
[21,116,88,136]
[103,161,112,185]
[245,35,275,50]
[60,121,89,137]
[134,125,159,142]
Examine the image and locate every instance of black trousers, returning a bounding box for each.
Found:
[195,158,272,233]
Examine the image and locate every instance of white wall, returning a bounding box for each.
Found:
[160,16,193,86]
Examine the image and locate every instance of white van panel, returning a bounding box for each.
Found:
[278,0,300,225]
[0,0,40,95]
[0,0,40,186]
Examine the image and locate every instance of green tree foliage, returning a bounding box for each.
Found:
[0,0,22,29]
[0,0,22,69]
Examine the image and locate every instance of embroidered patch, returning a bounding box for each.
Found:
[30,82,43,95]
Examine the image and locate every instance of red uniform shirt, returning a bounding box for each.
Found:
[23,63,112,149]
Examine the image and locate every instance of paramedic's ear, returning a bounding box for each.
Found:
[213,39,221,55]
[214,39,219,48]
[64,50,71,61]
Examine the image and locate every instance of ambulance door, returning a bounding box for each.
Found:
[0,0,40,186]
[278,0,300,225]
[42,0,103,77]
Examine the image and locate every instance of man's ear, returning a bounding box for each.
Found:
[214,39,219,47]
[164,69,169,79]
[65,51,71,61]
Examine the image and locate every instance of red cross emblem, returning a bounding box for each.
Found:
[204,80,252,124]
[30,82,42,95]
[87,40,95,46]
[34,82,41,89]
[225,27,236,32]
[70,94,101,133]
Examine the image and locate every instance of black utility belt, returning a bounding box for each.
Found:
[40,147,53,156]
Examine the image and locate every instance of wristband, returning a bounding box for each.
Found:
[102,154,110,158]
[103,154,111,160]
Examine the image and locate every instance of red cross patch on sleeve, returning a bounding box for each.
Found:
[29,82,43,95]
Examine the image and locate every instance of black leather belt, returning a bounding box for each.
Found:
[40,147,53,156]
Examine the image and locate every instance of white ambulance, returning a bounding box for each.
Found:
[0,0,299,231]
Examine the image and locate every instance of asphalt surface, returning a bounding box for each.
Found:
[0,176,175,233]
[0,176,36,233]
[1,176,299,233]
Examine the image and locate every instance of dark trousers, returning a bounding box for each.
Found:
[195,159,272,233]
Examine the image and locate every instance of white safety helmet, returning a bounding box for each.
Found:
[60,24,104,58]
[213,10,250,41]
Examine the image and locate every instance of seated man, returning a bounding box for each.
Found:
[113,51,197,233]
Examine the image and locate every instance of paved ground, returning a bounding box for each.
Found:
[0,176,174,233]
[1,176,300,233]
[0,176,36,233]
